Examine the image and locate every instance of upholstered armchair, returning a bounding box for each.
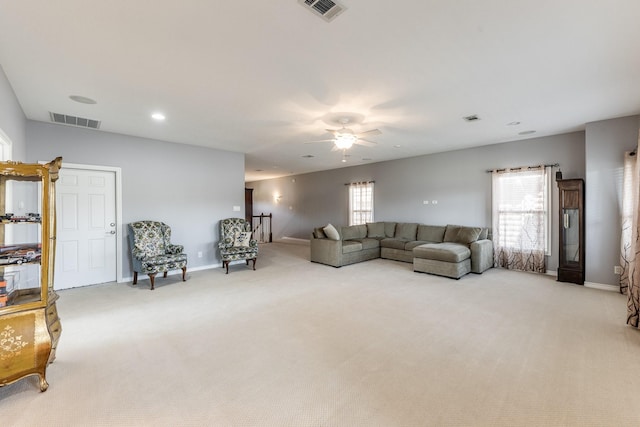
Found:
[218,218,258,274]
[128,220,188,290]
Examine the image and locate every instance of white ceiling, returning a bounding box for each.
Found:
[1,1,639,182]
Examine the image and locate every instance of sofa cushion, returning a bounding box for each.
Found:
[367,222,386,238]
[405,240,430,251]
[313,227,327,239]
[395,223,418,240]
[342,224,367,240]
[417,225,446,242]
[414,243,471,263]
[323,223,340,240]
[384,222,397,238]
[380,238,409,250]
[456,227,482,244]
[351,238,381,250]
[342,241,363,254]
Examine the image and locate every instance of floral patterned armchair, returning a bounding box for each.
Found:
[218,218,258,274]
[128,221,188,290]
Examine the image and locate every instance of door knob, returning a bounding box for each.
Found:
[110,223,116,227]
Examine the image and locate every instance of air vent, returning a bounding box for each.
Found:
[298,0,346,22]
[49,112,101,129]
[463,115,480,122]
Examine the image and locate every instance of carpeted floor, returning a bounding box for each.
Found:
[1,242,640,426]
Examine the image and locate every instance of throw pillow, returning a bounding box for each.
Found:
[234,231,252,247]
[323,223,340,240]
[478,228,488,240]
[455,227,482,244]
[313,227,327,239]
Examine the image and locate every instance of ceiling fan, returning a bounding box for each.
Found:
[306,117,382,152]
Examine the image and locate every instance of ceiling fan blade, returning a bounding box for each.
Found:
[355,139,377,147]
[303,139,334,144]
[356,129,382,137]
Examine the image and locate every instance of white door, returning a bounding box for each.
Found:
[54,168,117,289]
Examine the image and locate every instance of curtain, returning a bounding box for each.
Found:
[348,181,374,225]
[623,132,640,328]
[492,166,549,273]
[620,150,637,295]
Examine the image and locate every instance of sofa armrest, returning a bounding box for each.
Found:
[310,236,343,267]
[470,239,494,273]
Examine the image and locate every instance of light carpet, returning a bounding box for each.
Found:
[1,242,640,426]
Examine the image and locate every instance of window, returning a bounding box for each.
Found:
[348,181,374,225]
[491,166,551,272]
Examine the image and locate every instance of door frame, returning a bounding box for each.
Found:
[45,162,124,284]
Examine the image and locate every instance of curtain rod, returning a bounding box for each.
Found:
[344,180,375,186]
[486,163,559,173]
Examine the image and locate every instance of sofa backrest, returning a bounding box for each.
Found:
[341,224,367,240]
[417,225,446,242]
[395,223,418,240]
[443,224,483,244]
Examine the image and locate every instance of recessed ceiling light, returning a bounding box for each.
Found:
[507,121,521,126]
[519,130,536,135]
[301,154,315,158]
[255,169,264,172]
[394,144,401,148]
[151,112,166,121]
[463,114,480,122]
[69,95,97,104]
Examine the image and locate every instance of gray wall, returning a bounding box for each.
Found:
[26,121,245,279]
[248,132,586,274]
[585,115,640,285]
[0,65,26,160]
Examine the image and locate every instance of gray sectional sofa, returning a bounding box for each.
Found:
[310,222,493,279]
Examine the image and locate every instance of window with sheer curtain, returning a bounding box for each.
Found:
[348,181,374,225]
[492,166,551,273]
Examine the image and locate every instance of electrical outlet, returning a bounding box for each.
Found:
[197,251,203,258]
[614,265,622,275]
[423,200,429,205]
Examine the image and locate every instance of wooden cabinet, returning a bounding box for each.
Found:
[557,178,585,285]
[0,157,62,391]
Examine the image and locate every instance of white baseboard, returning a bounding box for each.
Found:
[585,282,621,292]
[278,237,310,245]
[545,270,619,292]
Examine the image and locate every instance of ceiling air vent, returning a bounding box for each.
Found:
[298,0,346,22]
[49,112,101,129]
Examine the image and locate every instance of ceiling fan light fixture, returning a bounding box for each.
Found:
[334,133,357,149]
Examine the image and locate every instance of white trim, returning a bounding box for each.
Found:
[584,282,621,292]
[546,270,557,276]
[279,237,310,244]
[46,162,124,284]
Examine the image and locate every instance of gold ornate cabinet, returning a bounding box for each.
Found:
[0,157,62,392]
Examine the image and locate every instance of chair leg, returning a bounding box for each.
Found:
[181,267,187,281]
[163,271,168,278]
[133,272,138,285]
[149,273,156,290]
[252,258,256,271]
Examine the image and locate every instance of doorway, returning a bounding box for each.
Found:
[54,164,122,289]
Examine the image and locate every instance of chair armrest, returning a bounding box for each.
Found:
[249,239,258,248]
[166,244,184,254]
